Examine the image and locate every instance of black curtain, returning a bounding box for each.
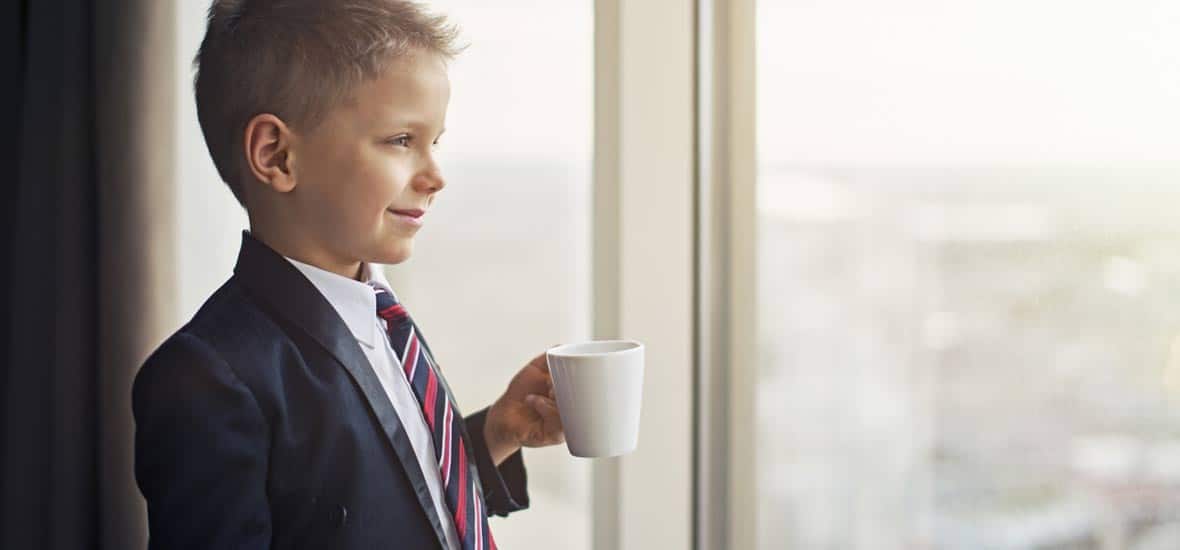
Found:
[2,0,100,548]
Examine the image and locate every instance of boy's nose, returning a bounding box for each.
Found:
[413,168,445,193]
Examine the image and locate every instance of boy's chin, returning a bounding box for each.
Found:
[370,239,414,265]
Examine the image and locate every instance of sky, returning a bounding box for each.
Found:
[757,0,1180,165]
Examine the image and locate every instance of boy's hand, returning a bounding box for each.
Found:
[484,352,565,466]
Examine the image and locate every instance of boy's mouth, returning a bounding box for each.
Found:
[387,208,425,227]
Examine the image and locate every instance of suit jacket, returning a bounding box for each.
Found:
[132,232,528,549]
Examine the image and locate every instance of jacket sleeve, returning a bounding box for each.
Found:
[132,332,271,549]
[463,408,529,517]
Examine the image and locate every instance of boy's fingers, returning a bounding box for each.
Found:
[530,351,551,373]
[526,394,565,445]
[531,344,561,372]
[528,394,561,420]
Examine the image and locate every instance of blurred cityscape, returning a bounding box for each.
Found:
[757,164,1180,550]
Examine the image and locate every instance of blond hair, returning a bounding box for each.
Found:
[193,0,461,204]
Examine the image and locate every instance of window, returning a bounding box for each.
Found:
[754,1,1180,548]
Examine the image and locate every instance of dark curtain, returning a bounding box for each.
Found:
[5,0,179,545]
[2,0,101,548]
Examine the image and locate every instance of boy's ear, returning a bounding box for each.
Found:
[243,113,297,194]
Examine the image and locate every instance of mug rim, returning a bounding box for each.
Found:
[547,339,643,357]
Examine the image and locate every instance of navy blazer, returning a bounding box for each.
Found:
[132,232,528,549]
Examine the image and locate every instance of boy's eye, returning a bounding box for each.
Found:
[388,135,412,147]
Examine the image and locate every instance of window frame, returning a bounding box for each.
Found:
[693,0,757,549]
[593,0,700,548]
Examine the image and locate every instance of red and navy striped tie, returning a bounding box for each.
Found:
[370,283,496,550]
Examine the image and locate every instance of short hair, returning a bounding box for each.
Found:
[193,0,461,204]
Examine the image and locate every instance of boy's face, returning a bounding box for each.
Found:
[288,50,451,267]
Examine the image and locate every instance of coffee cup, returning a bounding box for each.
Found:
[546,340,644,458]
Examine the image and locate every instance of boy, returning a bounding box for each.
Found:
[131,1,565,548]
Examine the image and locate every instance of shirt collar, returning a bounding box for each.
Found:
[284,257,395,349]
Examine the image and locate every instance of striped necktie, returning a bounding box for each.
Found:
[369,282,496,550]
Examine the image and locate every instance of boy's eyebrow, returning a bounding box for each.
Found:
[385,119,445,137]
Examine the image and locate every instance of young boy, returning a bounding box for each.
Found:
[132,2,565,549]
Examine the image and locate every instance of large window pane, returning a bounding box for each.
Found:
[755,2,1180,548]
[383,2,593,549]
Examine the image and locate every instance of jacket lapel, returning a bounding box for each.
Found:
[231,231,450,548]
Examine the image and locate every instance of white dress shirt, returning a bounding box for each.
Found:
[285,257,461,550]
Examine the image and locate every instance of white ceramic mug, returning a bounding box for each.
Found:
[546,340,645,458]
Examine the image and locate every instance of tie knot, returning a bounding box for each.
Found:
[369,283,409,323]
